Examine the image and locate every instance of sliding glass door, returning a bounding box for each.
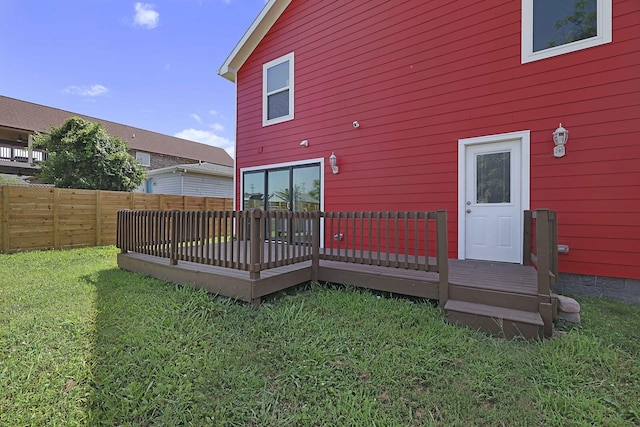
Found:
[242,163,320,243]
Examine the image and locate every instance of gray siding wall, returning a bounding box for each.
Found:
[182,174,233,198]
[148,172,232,197]
[151,173,182,195]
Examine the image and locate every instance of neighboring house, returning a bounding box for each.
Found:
[0,95,233,180]
[218,1,639,289]
[142,162,234,198]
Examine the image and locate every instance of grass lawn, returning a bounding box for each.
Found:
[1,247,638,426]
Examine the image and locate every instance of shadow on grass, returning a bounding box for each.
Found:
[82,267,269,425]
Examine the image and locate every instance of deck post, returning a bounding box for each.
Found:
[249,209,262,280]
[549,211,559,286]
[522,210,532,266]
[436,210,449,307]
[535,208,553,337]
[117,210,128,254]
[535,209,551,297]
[311,211,320,282]
[170,210,179,265]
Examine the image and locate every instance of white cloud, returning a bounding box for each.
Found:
[190,113,202,123]
[133,3,159,29]
[208,109,227,120]
[174,128,234,158]
[209,123,224,132]
[63,84,109,97]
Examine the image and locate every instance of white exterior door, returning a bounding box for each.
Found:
[464,139,522,263]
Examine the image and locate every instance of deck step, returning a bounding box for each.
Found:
[448,283,539,312]
[444,299,544,340]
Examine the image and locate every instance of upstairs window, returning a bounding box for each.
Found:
[136,151,151,167]
[522,0,611,63]
[263,52,294,126]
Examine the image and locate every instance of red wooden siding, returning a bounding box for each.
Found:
[234,0,640,279]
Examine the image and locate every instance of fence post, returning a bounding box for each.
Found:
[249,209,262,280]
[170,210,179,265]
[96,190,102,246]
[436,210,449,307]
[311,211,320,282]
[53,188,60,249]
[522,210,532,266]
[2,186,10,253]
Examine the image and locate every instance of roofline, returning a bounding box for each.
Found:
[146,163,234,178]
[217,0,291,82]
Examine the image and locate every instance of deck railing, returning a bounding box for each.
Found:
[117,209,448,301]
[321,211,438,270]
[0,143,48,163]
[117,210,319,278]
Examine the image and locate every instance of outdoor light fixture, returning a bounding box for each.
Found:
[299,139,309,147]
[329,152,339,174]
[552,123,569,158]
[17,135,23,143]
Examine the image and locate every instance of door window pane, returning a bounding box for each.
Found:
[476,152,510,204]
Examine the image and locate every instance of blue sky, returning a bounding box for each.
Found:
[0,0,267,158]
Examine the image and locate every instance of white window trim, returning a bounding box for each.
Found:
[240,157,324,211]
[521,0,612,64]
[262,52,294,126]
[136,151,151,167]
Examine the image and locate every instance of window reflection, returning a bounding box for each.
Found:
[533,0,597,52]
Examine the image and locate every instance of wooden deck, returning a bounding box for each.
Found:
[116,209,559,339]
[118,249,546,339]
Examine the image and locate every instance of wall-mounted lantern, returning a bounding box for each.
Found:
[329,152,339,174]
[553,123,569,158]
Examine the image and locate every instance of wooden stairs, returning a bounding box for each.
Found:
[443,209,559,340]
[442,259,556,340]
[444,285,547,340]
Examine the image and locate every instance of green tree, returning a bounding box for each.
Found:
[34,117,145,191]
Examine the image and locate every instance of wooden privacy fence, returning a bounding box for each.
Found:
[117,209,448,292]
[0,184,232,253]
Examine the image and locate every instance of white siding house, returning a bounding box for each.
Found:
[143,163,233,198]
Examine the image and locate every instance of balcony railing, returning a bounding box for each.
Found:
[0,144,48,164]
